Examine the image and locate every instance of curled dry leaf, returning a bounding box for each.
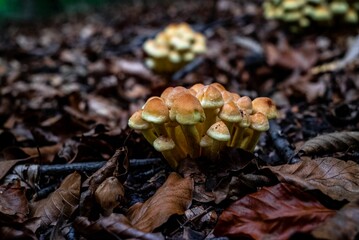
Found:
[214,183,335,240]
[28,171,81,232]
[0,179,29,223]
[127,172,193,232]
[298,131,359,156]
[310,197,359,240]
[266,157,359,201]
[95,176,125,216]
[74,213,164,240]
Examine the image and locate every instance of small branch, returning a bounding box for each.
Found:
[38,161,106,175]
[268,120,300,164]
[171,57,204,81]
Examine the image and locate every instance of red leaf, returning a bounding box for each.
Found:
[214,183,335,240]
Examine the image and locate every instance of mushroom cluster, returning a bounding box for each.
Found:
[263,0,359,31]
[128,83,277,169]
[143,23,206,73]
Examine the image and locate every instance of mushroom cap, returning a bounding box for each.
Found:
[141,96,169,124]
[221,91,233,103]
[153,136,175,152]
[128,110,151,130]
[210,82,226,93]
[219,101,242,123]
[169,93,205,125]
[252,97,278,119]
[207,121,231,141]
[200,135,214,148]
[190,83,205,93]
[236,96,253,113]
[143,40,168,58]
[250,112,269,132]
[161,86,188,109]
[196,85,224,109]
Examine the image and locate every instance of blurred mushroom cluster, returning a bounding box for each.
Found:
[128,83,277,169]
[263,0,359,31]
[143,23,206,73]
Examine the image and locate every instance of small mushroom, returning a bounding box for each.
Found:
[252,97,278,119]
[218,100,241,136]
[170,93,205,158]
[141,96,170,137]
[206,121,231,161]
[153,136,183,169]
[242,112,270,152]
[196,85,224,134]
[128,110,157,144]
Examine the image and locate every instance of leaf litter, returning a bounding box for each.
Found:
[0,0,358,239]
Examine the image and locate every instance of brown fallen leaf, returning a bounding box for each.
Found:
[27,171,81,232]
[0,179,29,223]
[214,183,335,240]
[298,131,359,156]
[266,157,359,201]
[127,172,193,232]
[310,197,359,240]
[264,36,318,71]
[74,213,164,240]
[0,224,36,240]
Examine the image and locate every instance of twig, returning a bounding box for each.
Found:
[268,120,300,164]
[171,57,204,81]
[130,158,162,167]
[38,161,107,175]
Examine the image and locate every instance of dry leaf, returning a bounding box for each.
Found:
[127,172,193,232]
[214,183,335,240]
[298,131,359,156]
[28,172,81,232]
[0,180,29,223]
[0,225,36,240]
[311,197,359,240]
[74,213,164,240]
[266,157,359,201]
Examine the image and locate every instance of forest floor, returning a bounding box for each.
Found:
[0,1,358,239]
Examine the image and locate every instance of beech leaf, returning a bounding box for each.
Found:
[298,131,359,156]
[214,183,335,240]
[310,197,359,240]
[28,171,81,232]
[0,179,29,223]
[127,172,193,232]
[266,157,359,201]
[74,213,164,240]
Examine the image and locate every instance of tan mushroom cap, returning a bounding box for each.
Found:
[236,96,253,114]
[218,101,242,123]
[190,83,205,93]
[196,85,224,109]
[250,112,269,132]
[169,93,205,125]
[153,136,176,152]
[207,121,231,141]
[141,96,169,124]
[161,86,188,109]
[238,109,251,128]
[210,82,226,93]
[252,97,278,119]
[128,110,151,130]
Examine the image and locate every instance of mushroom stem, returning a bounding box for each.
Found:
[208,138,227,162]
[230,125,247,147]
[152,123,168,137]
[142,129,158,145]
[203,108,218,134]
[242,130,262,152]
[181,124,201,158]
